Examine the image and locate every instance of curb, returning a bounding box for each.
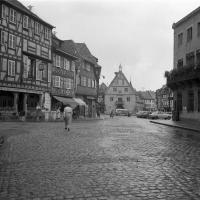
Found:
[149,120,200,133]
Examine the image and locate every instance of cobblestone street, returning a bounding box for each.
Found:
[0,117,200,200]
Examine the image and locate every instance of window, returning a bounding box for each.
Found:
[23,16,29,29]
[178,33,183,46]
[41,63,48,81]
[118,97,123,102]
[8,34,16,49]
[186,52,195,67]
[44,28,50,40]
[1,31,6,45]
[124,88,128,92]
[187,91,194,112]
[83,76,87,86]
[198,23,200,37]
[66,78,71,89]
[113,87,117,92]
[9,8,16,24]
[56,55,60,67]
[2,4,6,19]
[177,59,183,69]
[110,97,113,102]
[118,79,122,85]
[54,76,60,87]
[71,61,75,72]
[86,63,90,71]
[187,27,192,42]
[8,60,15,76]
[35,22,40,35]
[63,58,70,70]
[127,97,130,102]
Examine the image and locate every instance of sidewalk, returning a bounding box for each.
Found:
[150,119,200,133]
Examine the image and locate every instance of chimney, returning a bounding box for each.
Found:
[27,5,33,11]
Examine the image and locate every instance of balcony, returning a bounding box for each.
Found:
[166,65,200,89]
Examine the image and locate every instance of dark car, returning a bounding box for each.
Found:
[136,111,151,118]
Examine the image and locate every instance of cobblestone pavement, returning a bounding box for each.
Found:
[0,117,200,200]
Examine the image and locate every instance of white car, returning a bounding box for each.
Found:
[149,111,171,120]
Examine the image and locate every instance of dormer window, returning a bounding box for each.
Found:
[9,8,16,24]
[35,22,40,35]
[23,16,29,29]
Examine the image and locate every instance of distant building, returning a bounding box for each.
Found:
[104,65,136,114]
[166,7,200,121]
[137,91,156,111]
[156,85,173,112]
[0,0,54,118]
[98,83,107,113]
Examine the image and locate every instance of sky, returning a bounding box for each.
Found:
[20,0,200,91]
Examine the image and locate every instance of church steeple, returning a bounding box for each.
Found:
[119,64,122,72]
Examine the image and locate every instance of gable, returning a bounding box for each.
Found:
[106,71,135,94]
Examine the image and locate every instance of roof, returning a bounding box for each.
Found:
[75,43,97,64]
[2,0,54,28]
[172,6,200,29]
[52,37,78,59]
[137,91,155,100]
[106,68,135,94]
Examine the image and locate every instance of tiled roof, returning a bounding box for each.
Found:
[3,0,54,28]
[75,43,97,64]
[137,91,155,100]
[52,37,77,59]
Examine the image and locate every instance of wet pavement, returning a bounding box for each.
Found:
[0,117,200,200]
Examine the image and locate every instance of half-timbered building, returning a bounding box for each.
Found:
[51,36,78,111]
[0,0,54,119]
[73,42,101,118]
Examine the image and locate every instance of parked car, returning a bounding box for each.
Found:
[115,109,130,116]
[149,111,171,120]
[136,111,151,118]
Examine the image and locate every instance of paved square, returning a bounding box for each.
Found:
[0,117,200,200]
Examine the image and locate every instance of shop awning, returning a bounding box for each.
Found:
[53,96,77,108]
[73,98,86,106]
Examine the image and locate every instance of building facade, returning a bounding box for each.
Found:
[72,42,101,118]
[137,91,156,112]
[51,37,77,111]
[0,0,53,119]
[104,66,136,114]
[156,85,173,112]
[167,7,200,121]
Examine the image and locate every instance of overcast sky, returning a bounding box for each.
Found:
[21,0,200,91]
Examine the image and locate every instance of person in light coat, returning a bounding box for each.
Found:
[64,104,73,131]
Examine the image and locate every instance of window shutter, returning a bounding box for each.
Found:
[8,61,11,75]
[48,64,51,83]
[23,56,28,78]
[12,61,15,76]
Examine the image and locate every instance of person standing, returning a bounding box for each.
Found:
[64,104,73,131]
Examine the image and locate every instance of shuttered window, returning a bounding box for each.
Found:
[2,4,6,19]
[9,8,16,24]
[56,55,60,67]
[8,60,15,76]
[23,55,29,78]
[8,34,16,49]
[23,15,29,29]
[1,31,6,45]
[64,58,70,70]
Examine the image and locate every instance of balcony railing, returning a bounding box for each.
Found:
[166,65,200,89]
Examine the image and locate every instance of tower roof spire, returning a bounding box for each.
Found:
[119,64,122,72]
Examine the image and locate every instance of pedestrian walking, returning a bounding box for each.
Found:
[63,104,73,131]
[110,109,114,118]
